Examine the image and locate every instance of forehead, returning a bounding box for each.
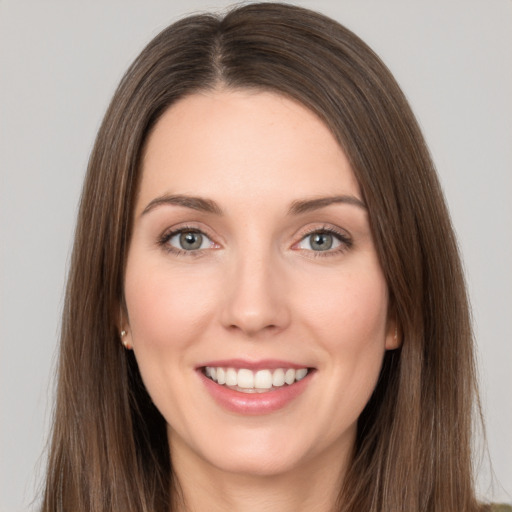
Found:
[137,89,361,213]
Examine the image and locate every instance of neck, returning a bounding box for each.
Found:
[170,437,351,512]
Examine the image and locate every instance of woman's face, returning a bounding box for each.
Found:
[123,89,398,478]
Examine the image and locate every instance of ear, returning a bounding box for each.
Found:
[117,304,133,351]
[385,317,401,350]
[120,329,133,350]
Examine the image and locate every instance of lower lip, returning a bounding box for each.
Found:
[199,370,313,415]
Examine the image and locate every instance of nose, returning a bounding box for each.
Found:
[220,249,291,337]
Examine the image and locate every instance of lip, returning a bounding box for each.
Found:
[197,360,315,415]
[197,358,309,371]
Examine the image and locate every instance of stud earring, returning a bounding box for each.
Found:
[120,330,132,350]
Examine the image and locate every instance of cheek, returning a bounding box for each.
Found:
[124,259,219,352]
[296,265,389,347]
[296,267,389,430]
[295,261,389,407]
[123,257,222,425]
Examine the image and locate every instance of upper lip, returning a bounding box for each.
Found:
[197,359,312,371]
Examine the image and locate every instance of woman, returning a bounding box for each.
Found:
[40,3,507,511]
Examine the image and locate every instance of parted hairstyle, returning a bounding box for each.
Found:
[41,3,487,511]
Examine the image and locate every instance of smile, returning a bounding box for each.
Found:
[204,366,309,393]
[199,361,315,414]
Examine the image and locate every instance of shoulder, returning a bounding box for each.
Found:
[491,505,512,512]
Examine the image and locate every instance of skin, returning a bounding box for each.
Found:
[122,89,399,512]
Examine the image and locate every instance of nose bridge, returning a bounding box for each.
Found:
[221,241,290,336]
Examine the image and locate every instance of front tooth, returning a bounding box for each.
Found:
[284,369,296,385]
[226,368,237,386]
[295,368,308,381]
[237,369,255,389]
[217,367,226,385]
[272,368,285,387]
[254,370,273,389]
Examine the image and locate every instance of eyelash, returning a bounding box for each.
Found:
[158,225,215,257]
[295,225,353,258]
[158,224,353,257]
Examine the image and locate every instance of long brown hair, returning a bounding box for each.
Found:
[42,3,486,511]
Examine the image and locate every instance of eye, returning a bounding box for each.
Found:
[295,228,351,254]
[162,229,215,252]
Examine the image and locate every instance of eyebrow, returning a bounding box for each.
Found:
[141,193,366,217]
[141,194,224,216]
[288,195,367,214]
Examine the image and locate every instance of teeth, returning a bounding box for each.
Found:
[296,368,308,381]
[204,366,310,390]
[254,369,272,389]
[237,369,254,389]
[217,367,226,385]
[226,368,237,386]
[284,369,296,385]
[272,368,285,387]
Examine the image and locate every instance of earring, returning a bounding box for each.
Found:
[120,330,132,350]
[394,325,398,344]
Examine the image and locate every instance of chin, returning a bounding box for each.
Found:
[169,422,317,478]
[209,448,307,478]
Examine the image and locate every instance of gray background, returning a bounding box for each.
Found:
[1,1,510,510]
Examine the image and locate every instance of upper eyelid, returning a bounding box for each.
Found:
[160,223,218,241]
[296,224,351,240]
[158,223,352,249]
[293,225,353,251]
[158,226,218,256]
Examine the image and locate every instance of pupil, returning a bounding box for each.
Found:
[180,232,202,250]
[311,233,332,251]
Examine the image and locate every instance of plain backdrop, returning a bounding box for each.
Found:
[1,1,511,510]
